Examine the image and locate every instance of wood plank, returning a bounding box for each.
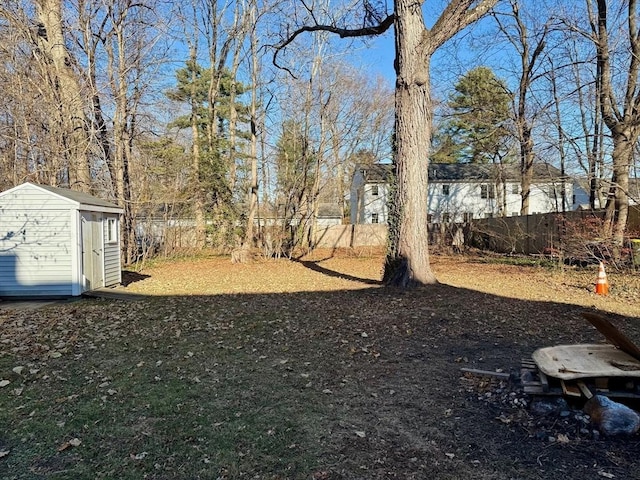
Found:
[460,368,511,380]
[532,344,640,380]
[561,379,582,397]
[595,377,609,392]
[582,312,640,361]
[538,370,550,392]
[524,385,544,394]
[577,380,593,399]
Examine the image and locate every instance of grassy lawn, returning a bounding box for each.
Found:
[1,295,338,478]
[1,253,640,479]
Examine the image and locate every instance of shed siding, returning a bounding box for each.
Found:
[102,214,121,286]
[0,208,73,296]
[0,183,123,296]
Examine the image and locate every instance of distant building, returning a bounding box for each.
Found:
[350,163,575,224]
[573,177,640,210]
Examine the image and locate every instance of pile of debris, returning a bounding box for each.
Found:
[465,312,640,437]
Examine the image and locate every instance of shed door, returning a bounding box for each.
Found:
[81,212,104,291]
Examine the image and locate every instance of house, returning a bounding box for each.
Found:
[0,182,123,297]
[573,177,640,210]
[351,162,574,224]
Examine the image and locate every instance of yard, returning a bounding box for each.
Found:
[1,251,640,479]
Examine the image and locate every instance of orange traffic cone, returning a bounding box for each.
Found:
[595,261,609,295]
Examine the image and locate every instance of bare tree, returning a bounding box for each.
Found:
[275,0,497,287]
[35,0,93,192]
[587,0,639,247]
[493,0,550,215]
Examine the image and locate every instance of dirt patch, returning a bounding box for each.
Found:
[2,251,640,479]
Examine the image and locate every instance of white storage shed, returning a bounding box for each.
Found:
[0,182,123,297]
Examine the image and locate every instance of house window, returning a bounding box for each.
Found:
[371,185,379,196]
[107,218,117,243]
[463,212,473,223]
[481,184,495,199]
[442,212,451,223]
[371,213,379,224]
[442,184,450,196]
[427,214,434,224]
[512,184,519,195]
[485,212,494,218]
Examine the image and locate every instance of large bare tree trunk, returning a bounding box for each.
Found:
[603,130,633,242]
[383,0,497,287]
[384,0,435,286]
[35,0,91,192]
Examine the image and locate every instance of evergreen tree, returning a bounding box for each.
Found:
[166,61,249,213]
[441,66,513,164]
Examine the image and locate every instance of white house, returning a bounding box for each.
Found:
[573,177,640,210]
[0,182,123,297]
[351,162,574,224]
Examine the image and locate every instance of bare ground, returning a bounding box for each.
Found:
[2,251,640,479]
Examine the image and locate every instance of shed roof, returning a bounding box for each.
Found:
[1,182,123,213]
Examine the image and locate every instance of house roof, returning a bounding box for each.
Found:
[356,163,393,183]
[429,163,565,181]
[1,182,123,213]
[357,162,566,183]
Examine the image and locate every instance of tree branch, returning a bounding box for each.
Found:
[428,0,498,52]
[272,14,395,77]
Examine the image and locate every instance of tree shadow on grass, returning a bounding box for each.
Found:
[292,256,383,285]
[121,270,151,287]
[3,279,640,480]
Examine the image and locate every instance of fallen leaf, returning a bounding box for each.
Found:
[445,453,455,459]
[598,472,615,479]
[496,415,511,425]
[68,438,82,447]
[0,380,10,387]
[57,438,81,452]
[354,431,366,438]
[0,450,9,458]
[50,352,62,358]
[557,433,570,444]
[12,366,24,375]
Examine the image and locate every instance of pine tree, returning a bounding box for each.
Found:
[442,66,513,164]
